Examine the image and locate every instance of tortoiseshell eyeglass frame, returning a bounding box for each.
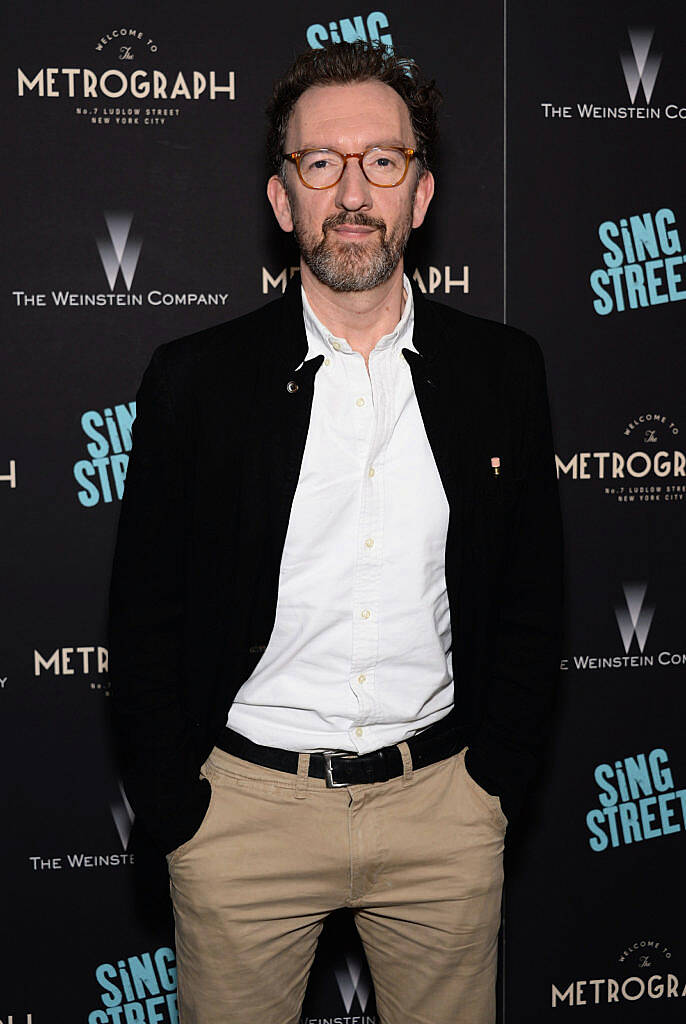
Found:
[283,146,417,189]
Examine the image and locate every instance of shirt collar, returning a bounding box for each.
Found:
[300,273,417,359]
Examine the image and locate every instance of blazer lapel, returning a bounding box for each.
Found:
[403,286,478,502]
[268,283,324,558]
[403,287,484,614]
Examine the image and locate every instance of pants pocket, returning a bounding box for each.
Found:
[166,762,217,868]
[458,747,508,828]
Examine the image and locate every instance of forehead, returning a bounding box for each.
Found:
[286,80,414,149]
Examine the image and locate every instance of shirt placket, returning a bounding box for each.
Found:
[348,347,395,749]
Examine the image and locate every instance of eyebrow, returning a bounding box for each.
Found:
[290,139,410,152]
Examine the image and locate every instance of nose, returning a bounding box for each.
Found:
[334,156,373,212]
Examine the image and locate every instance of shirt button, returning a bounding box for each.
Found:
[368,467,375,478]
[364,538,374,549]
[357,674,366,684]
[324,357,330,366]
[356,397,365,407]
[361,609,371,619]
[355,727,364,737]
[332,341,342,351]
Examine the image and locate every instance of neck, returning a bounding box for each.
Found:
[301,261,406,363]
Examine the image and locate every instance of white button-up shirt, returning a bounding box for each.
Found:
[226,276,454,753]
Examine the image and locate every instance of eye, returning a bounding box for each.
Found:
[366,150,403,169]
[301,151,340,175]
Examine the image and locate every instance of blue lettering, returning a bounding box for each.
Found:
[306,23,328,48]
[111,453,129,498]
[91,457,114,502]
[639,795,662,839]
[587,809,608,851]
[655,208,681,255]
[82,410,109,458]
[339,16,367,42]
[598,220,624,268]
[594,763,618,806]
[605,805,621,846]
[95,963,122,1007]
[145,996,166,1024]
[624,264,649,309]
[117,961,135,1003]
[658,792,680,834]
[367,11,393,49]
[590,269,613,315]
[629,212,660,261]
[618,801,642,844]
[74,460,100,507]
[623,753,653,798]
[167,991,179,1024]
[606,267,626,311]
[155,947,177,991]
[307,11,392,51]
[644,259,669,304]
[123,1003,146,1023]
[114,401,136,452]
[650,748,674,791]
[129,953,159,998]
[665,256,686,301]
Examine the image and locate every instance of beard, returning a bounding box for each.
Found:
[289,195,415,293]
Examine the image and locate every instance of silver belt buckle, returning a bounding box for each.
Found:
[323,751,356,788]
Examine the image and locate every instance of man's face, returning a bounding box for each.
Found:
[267,80,434,292]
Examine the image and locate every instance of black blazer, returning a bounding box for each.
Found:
[109,282,564,854]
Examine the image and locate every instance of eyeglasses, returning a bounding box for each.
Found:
[284,146,416,189]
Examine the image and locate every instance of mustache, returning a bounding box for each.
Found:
[321,212,387,235]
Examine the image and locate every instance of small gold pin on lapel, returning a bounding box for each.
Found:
[491,456,500,477]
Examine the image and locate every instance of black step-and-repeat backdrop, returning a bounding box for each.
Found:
[3,2,685,1021]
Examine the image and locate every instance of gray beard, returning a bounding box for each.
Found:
[290,207,414,293]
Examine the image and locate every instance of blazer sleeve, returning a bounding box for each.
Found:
[108,345,210,855]
[465,335,564,825]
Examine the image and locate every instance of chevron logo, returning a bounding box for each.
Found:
[615,582,655,654]
[334,953,372,1013]
[620,28,662,105]
[110,779,135,851]
[96,211,142,291]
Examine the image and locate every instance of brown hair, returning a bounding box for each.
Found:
[266,40,442,180]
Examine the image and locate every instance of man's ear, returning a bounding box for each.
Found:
[411,170,435,229]
[267,174,294,233]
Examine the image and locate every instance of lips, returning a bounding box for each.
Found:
[320,214,387,248]
[333,225,377,237]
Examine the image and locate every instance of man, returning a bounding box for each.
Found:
[109,40,563,1024]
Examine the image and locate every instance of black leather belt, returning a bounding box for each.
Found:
[215,711,463,788]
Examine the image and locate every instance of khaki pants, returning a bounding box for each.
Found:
[167,742,507,1024]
